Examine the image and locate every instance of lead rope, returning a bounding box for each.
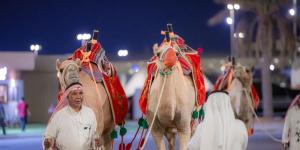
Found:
[243,88,282,143]
[83,55,104,150]
[140,74,168,150]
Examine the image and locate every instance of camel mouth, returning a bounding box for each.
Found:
[162,48,177,68]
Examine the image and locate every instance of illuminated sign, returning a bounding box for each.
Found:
[0,67,7,80]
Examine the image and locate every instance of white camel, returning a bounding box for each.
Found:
[146,43,197,150]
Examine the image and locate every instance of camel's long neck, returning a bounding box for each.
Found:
[156,63,187,90]
[230,78,252,120]
[154,63,190,105]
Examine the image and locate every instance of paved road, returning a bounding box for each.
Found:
[0,118,285,150]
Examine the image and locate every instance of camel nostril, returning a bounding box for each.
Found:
[163,48,176,68]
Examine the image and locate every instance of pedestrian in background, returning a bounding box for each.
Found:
[0,103,6,135]
[17,97,31,131]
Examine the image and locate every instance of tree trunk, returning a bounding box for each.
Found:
[261,56,273,117]
[258,16,273,117]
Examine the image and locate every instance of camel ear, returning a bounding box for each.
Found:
[75,58,81,66]
[153,43,159,56]
[56,59,61,71]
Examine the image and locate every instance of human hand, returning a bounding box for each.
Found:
[94,138,101,147]
[282,142,289,150]
[43,138,53,149]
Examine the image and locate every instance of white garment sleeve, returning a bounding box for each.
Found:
[242,124,248,150]
[188,125,203,150]
[43,114,59,150]
[282,109,291,143]
[91,112,97,137]
[44,114,59,139]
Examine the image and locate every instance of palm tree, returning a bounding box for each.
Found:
[209,0,296,117]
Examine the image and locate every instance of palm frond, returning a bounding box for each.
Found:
[208,9,228,26]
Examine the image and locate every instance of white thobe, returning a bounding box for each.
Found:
[188,92,248,150]
[44,106,97,150]
[282,105,300,150]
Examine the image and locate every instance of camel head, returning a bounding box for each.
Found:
[153,42,178,71]
[233,65,253,89]
[56,59,81,91]
[232,64,256,135]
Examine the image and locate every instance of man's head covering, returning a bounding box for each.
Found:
[52,83,83,116]
[288,94,300,110]
[188,91,248,150]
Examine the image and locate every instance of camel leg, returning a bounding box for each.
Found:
[165,128,176,150]
[151,123,166,150]
[101,128,113,150]
[146,110,166,150]
[178,127,191,150]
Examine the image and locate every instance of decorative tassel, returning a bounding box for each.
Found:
[138,138,145,149]
[110,129,118,139]
[199,107,205,121]
[138,118,149,129]
[118,123,127,150]
[125,143,132,150]
[192,110,199,119]
[120,126,127,136]
[137,128,146,150]
[119,142,125,150]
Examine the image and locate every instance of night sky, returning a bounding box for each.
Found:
[0,0,229,59]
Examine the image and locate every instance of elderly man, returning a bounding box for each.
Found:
[43,83,98,150]
[282,94,300,150]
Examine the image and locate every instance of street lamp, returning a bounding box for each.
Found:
[118,49,128,57]
[30,44,42,55]
[77,33,91,46]
[269,64,275,71]
[289,8,296,16]
[234,32,245,39]
[227,3,240,57]
[233,4,240,10]
[226,17,233,25]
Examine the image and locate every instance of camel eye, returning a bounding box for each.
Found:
[156,52,162,57]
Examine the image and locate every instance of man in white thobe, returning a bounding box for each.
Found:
[43,83,98,150]
[282,94,300,150]
[188,91,248,150]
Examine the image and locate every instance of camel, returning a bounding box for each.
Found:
[146,43,197,150]
[228,65,256,135]
[215,60,258,135]
[56,59,115,150]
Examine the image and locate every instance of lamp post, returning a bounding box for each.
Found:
[291,0,298,58]
[226,3,240,57]
[30,44,42,55]
[77,33,91,46]
[292,0,297,39]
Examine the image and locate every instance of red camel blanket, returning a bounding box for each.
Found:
[139,52,206,114]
